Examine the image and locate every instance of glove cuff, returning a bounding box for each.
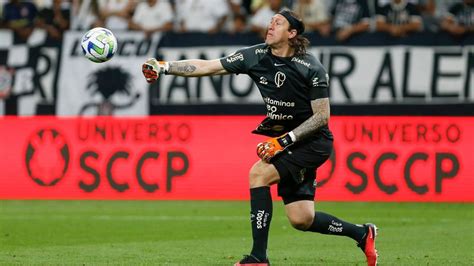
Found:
[158,61,169,75]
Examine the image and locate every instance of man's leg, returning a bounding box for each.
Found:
[236,160,280,265]
[285,200,378,266]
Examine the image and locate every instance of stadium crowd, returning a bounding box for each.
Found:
[0,0,472,42]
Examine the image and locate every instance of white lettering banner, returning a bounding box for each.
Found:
[154,46,473,105]
[57,32,160,116]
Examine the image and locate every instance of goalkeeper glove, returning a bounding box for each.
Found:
[142,58,169,83]
[257,131,296,163]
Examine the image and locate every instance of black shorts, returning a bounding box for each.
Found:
[272,134,333,205]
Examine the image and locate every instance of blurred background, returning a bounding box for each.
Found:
[0,0,472,201]
[0,1,473,264]
[0,0,473,115]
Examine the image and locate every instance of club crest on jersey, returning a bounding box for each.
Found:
[274,71,286,88]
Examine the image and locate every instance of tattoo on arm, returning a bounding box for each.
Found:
[168,61,197,76]
[292,98,330,141]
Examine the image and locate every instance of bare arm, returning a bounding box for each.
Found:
[292,98,330,141]
[400,19,422,34]
[167,59,229,77]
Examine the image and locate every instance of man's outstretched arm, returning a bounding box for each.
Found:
[142,58,228,82]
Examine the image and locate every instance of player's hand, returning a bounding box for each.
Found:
[257,133,295,163]
[142,58,169,83]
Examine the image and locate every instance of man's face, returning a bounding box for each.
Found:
[265,14,294,46]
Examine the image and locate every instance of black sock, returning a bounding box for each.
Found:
[305,211,366,242]
[249,186,272,261]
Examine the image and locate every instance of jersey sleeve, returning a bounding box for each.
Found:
[220,45,259,74]
[309,67,330,100]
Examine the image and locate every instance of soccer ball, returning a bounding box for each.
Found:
[81,27,117,63]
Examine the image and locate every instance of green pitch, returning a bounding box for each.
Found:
[0,201,472,265]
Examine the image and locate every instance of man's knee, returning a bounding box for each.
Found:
[288,213,314,231]
[249,161,279,187]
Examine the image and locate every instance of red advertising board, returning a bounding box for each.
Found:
[0,116,472,202]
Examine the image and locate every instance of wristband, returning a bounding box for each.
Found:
[288,131,296,142]
[159,61,170,75]
[276,132,294,148]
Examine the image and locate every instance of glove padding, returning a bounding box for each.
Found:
[257,133,294,163]
[142,58,168,83]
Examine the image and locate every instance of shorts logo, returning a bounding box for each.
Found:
[274,71,286,88]
[298,168,307,183]
[25,128,70,186]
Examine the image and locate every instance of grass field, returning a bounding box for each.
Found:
[0,201,473,265]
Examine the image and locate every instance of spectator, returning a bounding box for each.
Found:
[377,0,437,30]
[250,0,282,38]
[36,0,71,41]
[3,0,38,41]
[251,0,266,14]
[0,1,4,28]
[293,0,331,36]
[377,0,423,6]
[96,0,134,31]
[128,0,173,38]
[432,0,462,18]
[232,12,249,33]
[175,0,229,33]
[330,0,371,42]
[241,0,252,14]
[224,0,249,33]
[376,0,422,37]
[415,0,438,31]
[71,0,100,30]
[441,0,474,37]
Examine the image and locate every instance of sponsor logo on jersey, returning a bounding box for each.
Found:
[226,53,244,63]
[274,71,286,88]
[264,97,295,107]
[313,77,320,87]
[259,77,268,85]
[313,76,330,87]
[264,98,295,120]
[291,57,311,68]
[255,48,268,54]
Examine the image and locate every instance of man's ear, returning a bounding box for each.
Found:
[288,29,297,39]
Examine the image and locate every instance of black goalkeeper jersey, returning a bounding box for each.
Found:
[220,43,332,139]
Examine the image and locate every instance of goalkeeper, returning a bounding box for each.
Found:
[142,9,378,266]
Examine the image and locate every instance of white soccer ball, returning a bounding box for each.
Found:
[81,27,118,63]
